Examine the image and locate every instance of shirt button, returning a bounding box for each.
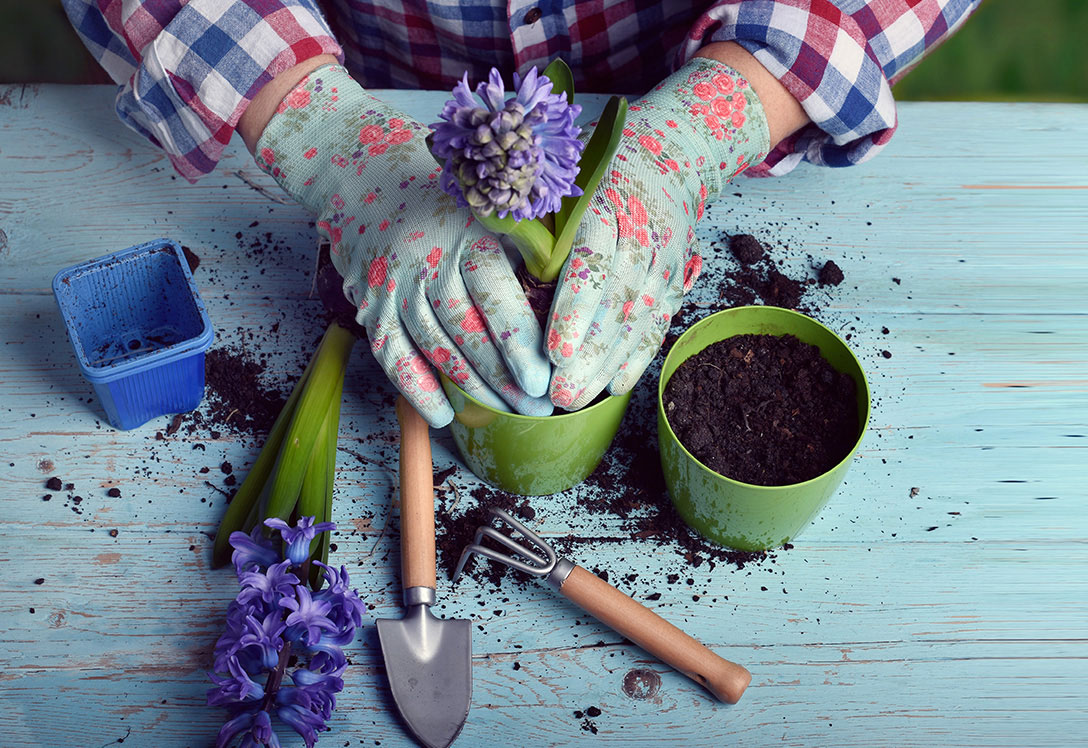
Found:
[524,8,543,24]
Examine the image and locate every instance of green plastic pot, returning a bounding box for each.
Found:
[441,374,632,496]
[658,306,870,551]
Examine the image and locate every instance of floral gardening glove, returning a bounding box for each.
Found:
[547,58,770,409]
[255,65,552,427]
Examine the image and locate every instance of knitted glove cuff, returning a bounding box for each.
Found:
[633,57,771,199]
[253,64,431,213]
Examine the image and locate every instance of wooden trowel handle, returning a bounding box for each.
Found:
[395,396,436,591]
[559,564,751,704]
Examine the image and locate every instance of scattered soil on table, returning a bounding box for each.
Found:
[435,484,539,588]
[818,260,844,286]
[730,233,765,265]
[714,234,810,312]
[199,347,290,436]
[181,245,201,273]
[663,333,860,485]
[573,706,602,734]
[434,230,849,587]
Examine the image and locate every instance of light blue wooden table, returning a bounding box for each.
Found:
[1,85,1085,747]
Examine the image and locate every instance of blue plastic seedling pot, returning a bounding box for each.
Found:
[52,238,214,430]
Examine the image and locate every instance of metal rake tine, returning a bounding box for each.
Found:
[474,525,552,568]
[487,508,557,561]
[452,525,548,582]
[451,507,557,582]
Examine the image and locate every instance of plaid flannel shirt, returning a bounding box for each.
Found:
[64,0,980,182]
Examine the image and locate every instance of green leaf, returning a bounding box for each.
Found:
[212,344,320,567]
[307,387,342,590]
[264,323,354,524]
[542,58,575,107]
[424,132,446,169]
[541,95,629,283]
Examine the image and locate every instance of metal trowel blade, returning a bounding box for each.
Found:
[377,606,472,748]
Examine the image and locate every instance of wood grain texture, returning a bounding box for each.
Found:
[395,396,437,591]
[1,86,1086,747]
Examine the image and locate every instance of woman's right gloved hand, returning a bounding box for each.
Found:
[254,64,552,427]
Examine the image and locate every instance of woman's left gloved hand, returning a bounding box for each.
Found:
[546,57,770,410]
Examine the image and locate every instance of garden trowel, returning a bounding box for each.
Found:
[377,397,472,748]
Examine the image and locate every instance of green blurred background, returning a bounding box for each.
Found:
[1,0,1086,101]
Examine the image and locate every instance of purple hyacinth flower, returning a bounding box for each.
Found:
[280,585,338,646]
[207,656,265,707]
[237,610,287,671]
[264,516,336,567]
[275,700,328,748]
[314,562,367,635]
[210,516,364,748]
[215,709,263,748]
[230,524,280,576]
[264,516,336,566]
[431,66,584,221]
[237,559,300,609]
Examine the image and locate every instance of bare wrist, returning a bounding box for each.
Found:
[238,54,341,154]
[695,42,809,147]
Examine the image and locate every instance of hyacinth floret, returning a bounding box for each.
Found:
[209,517,364,748]
[431,66,584,221]
[264,516,336,566]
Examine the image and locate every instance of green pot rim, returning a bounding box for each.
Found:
[440,371,631,421]
[657,305,872,491]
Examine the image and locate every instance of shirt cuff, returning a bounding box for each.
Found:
[115,1,343,182]
[676,0,977,176]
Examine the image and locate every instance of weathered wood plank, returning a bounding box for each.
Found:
[1,86,1086,746]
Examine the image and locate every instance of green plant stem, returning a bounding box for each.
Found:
[265,323,355,522]
[302,369,345,589]
[212,347,318,567]
[211,322,355,568]
[475,210,557,279]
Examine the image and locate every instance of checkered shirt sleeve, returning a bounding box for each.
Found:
[62,0,342,182]
[679,0,982,175]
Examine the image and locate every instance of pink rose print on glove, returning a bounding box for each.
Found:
[683,254,703,293]
[638,134,663,156]
[606,189,651,248]
[276,87,311,113]
[367,256,388,288]
[359,124,384,144]
[397,353,439,393]
[551,376,576,408]
[713,72,735,95]
[693,81,716,101]
[547,328,561,351]
[461,306,487,334]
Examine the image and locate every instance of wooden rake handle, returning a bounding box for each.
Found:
[559,565,751,704]
[395,396,436,591]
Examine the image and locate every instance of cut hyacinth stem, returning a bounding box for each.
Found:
[545,95,629,282]
[211,352,318,567]
[265,323,354,523]
[211,322,354,568]
[300,371,344,590]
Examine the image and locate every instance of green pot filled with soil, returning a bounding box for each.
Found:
[441,374,632,496]
[658,306,870,551]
